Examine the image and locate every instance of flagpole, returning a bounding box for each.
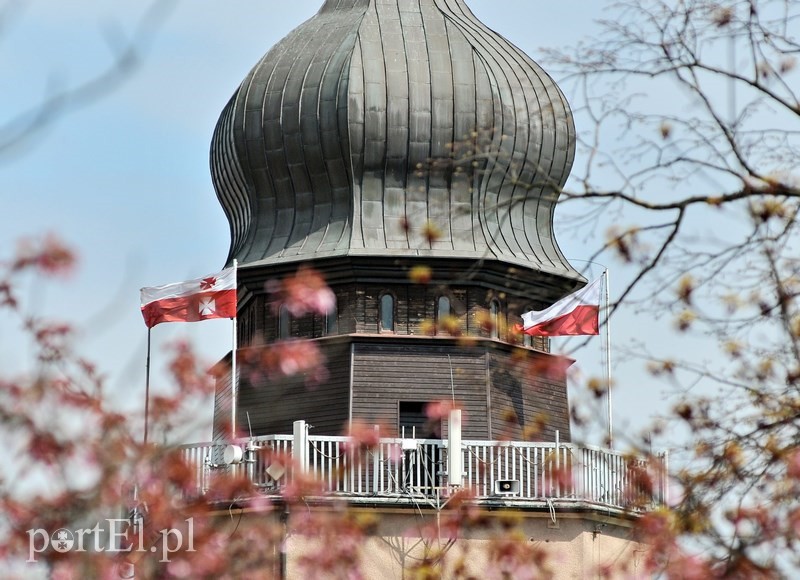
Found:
[604,268,613,449]
[144,328,151,446]
[231,259,239,439]
[564,258,613,448]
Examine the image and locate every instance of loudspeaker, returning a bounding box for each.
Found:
[223,445,244,465]
[494,480,520,495]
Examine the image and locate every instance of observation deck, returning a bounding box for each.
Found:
[180,425,667,515]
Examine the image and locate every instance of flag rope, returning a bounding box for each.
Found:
[561,259,613,448]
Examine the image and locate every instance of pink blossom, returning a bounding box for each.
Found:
[272,340,328,383]
[13,234,76,275]
[666,553,713,580]
[345,420,382,452]
[267,266,336,316]
[786,448,800,479]
[425,400,461,421]
[167,559,193,578]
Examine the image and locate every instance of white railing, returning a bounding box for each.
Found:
[179,435,667,511]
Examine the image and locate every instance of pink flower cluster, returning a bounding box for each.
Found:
[13,234,75,275]
[241,339,329,387]
[266,266,336,316]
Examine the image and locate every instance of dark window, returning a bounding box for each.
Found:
[278,305,290,339]
[398,401,441,490]
[490,299,500,339]
[325,300,338,335]
[399,401,429,438]
[380,293,394,332]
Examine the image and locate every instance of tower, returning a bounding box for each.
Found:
[190,3,660,576]
[211,0,584,443]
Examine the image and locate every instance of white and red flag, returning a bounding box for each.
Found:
[140,267,236,328]
[519,278,601,337]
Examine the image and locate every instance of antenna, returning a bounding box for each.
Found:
[246,411,254,439]
[447,354,455,404]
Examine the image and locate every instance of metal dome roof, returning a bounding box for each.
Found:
[211,0,578,279]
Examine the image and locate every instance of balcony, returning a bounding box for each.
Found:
[180,423,668,514]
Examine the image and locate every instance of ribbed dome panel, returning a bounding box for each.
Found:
[211,0,579,280]
[211,95,251,260]
[211,1,369,264]
[434,0,576,270]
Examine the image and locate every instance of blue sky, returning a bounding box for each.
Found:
[1,1,682,445]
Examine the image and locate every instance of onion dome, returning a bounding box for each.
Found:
[211,0,579,279]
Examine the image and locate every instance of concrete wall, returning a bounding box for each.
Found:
[213,504,647,579]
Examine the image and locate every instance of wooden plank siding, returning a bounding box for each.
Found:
[238,302,259,348]
[488,350,571,442]
[235,340,351,436]
[218,268,565,441]
[351,342,490,438]
[214,334,570,442]
[212,361,233,442]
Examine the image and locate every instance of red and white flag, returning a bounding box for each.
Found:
[520,278,601,337]
[140,267,237,328]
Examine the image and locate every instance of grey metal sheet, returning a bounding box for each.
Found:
[210,0,580,281]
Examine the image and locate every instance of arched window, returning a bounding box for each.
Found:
[325,300,338,335]
[278,305,290,339]
[436,296,451,335]
[379,293,394,332]
[437,296,451,321]
[490,299,500,339]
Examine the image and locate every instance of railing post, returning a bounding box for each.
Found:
[293,420,308,474]
[202,451,211,495]
[554,430,560,496]
[372,425,380,494]
[448,409,463,487]
[661,450,670,506]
